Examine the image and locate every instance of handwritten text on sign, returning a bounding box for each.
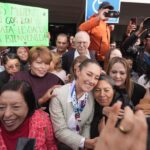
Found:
[0,3,49,46]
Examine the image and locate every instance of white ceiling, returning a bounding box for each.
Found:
[3,0,150,25]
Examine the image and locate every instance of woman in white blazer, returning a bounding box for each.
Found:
[49,59,101,150]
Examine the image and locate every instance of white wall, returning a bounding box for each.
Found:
[121,0,150,4]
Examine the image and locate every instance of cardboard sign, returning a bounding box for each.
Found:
[0,3,49,46]
[85,0,121,24]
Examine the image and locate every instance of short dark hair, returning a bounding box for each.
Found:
[2,53,19,65]
[56,33,69,42]
[0,80,38,116]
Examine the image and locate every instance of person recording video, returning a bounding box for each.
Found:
[78,1,119,68]
[121,17,150,76]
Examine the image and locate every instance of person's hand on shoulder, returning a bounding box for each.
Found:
[38,85,61,105]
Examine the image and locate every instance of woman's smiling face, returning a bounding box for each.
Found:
[76,63,101,93]
[109,62,127,87]
[94,80,114,106]
[0,90,28,131]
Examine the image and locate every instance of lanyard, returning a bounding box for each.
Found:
[70,81,88,132]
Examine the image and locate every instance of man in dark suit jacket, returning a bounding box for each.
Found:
[62,31,96,74]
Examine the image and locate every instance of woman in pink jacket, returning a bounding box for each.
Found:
[0,80,57,150]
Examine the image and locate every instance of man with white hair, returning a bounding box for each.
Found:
[62,31,95,74]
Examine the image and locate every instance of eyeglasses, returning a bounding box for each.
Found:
[6,64,20,70]
[76,41,88,45]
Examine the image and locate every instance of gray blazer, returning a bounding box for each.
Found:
[49,83,94,150]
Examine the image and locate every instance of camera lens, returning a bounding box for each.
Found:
[114,11,119,18]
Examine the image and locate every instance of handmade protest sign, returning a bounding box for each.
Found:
[0,3,49,46]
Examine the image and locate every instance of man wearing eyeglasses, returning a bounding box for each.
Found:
[62,31,95,74]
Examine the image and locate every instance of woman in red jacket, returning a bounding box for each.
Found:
[0,80,57,150]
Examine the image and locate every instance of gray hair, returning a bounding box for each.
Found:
[74,31,90,43]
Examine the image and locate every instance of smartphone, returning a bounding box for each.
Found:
[16,138,36,150]
[130,18,137,25]
[104,11,119,18]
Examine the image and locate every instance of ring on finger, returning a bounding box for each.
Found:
[118,125,130,134]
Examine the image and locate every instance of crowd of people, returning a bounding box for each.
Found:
[0,1,150,150]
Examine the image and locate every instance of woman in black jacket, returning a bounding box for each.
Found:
[91,75,127,138]
[107,57,146,106]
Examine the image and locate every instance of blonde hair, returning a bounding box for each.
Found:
[50,52,62,71]
[29,46,52,64]
[107,57,134,99]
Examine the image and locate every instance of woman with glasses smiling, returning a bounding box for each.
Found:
[62,31,96,74]
[0,53,21,90]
